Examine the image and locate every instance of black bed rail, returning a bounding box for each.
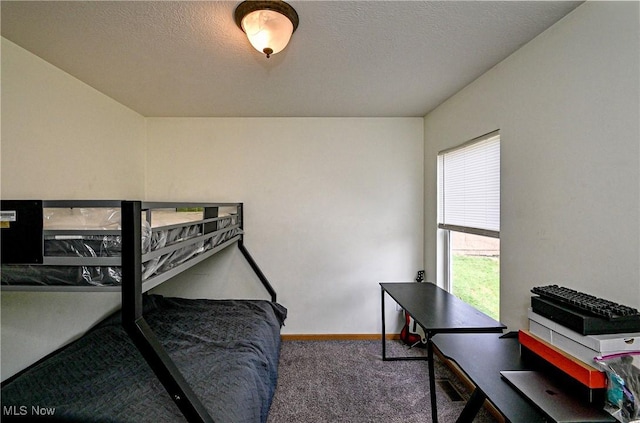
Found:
[122,201,214,423]
[237,203,277,303]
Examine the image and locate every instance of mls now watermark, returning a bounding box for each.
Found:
[3,405,57,417]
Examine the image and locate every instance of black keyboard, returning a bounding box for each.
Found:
[531,285,640,335]
[532,285,639,319]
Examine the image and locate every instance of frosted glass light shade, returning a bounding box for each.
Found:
[235,1,299,59]
[241,9,293,58]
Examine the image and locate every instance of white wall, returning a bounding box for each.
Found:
[0,38,147,380]
[0,39,423,379]
[424,1,640,331]
[0,38,147,199]
[146,117,424,335]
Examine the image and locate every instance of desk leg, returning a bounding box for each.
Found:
[455,388,486,423]
[381,286,387,360]
[428,334,438,423]
[380,288,428,361]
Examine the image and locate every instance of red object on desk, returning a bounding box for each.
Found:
[518,330,607,389]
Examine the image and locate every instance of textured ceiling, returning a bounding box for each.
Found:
[1,1,583,117]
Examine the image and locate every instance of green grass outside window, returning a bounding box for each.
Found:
[451,254,500,320]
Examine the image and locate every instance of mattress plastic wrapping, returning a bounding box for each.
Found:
[0,264,123,286]
[143,215,240,279]
[1,208,240,287]
[43,207,122,230]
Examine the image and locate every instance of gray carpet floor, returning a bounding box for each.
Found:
[267,340,498,423]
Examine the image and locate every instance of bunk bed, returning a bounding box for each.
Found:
[1,200,286,423]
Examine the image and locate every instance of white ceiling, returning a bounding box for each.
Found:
[1,1,583,117]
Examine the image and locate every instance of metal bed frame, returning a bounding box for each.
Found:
[1,200,277,423]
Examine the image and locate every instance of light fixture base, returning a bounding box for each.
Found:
[235,1,299,33]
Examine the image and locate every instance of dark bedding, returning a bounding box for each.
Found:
[1,295,287,422]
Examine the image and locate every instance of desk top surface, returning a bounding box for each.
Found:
[433,333,547,422]
[380,282,506,333]
[434,332,616,423]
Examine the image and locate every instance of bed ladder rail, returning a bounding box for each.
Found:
[237,203,278,303]
[238,241,277,303]
[122,201,214,423]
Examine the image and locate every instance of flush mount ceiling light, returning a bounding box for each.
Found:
[235,0,299,58]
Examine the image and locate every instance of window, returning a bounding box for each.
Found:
[437,131,500,319]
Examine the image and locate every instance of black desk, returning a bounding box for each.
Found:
[433,333,546,422]
[433,333,616,423]
[380,282,506,423]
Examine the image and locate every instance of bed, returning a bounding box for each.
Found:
[0,200,286,423]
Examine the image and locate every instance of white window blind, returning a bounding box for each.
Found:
[438,132,500,238]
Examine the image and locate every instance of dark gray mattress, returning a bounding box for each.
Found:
[1,295,287,422]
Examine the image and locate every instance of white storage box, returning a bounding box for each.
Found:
[528,309,640,366]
